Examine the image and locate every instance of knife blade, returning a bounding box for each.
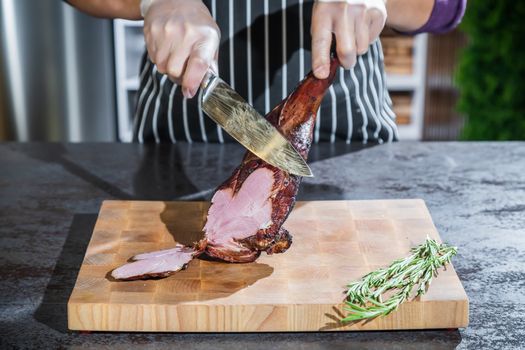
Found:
[200,71,313,177]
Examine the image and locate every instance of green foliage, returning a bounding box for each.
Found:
[456,1,525,140]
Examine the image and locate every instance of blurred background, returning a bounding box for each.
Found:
[0,0,523,142]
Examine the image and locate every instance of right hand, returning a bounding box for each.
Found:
[142,0,220,98]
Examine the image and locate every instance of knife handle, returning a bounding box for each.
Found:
[200,70,221,105]
[201,70,215,90]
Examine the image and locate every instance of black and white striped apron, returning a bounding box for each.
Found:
[133,0,398,144]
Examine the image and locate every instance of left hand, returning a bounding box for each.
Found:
[311,0,387,79]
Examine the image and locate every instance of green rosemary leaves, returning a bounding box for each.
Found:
[343,237,457,322]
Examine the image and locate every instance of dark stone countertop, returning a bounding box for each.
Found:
[0,142,524,349]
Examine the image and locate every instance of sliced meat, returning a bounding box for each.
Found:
[111,57,338,280]
[111,245,200,280]
[203,167,275,262]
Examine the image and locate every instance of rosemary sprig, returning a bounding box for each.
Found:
[343,237,457,322]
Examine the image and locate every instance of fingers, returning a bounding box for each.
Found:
[144,30,157,66]
[354,7,370,55]
[210,52,219,75]
[311,6,333,79]
[313,1,387,73]
[311,30,332,79]
[334,12,356,69]
[162,31,218,98]
[181,29,220,97]
[153,40,173,74]
[181,30,219,98]
[368,8,385,42]
[181,52,209,98]
[166,43,192,83]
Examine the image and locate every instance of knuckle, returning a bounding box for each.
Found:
[146,46,156,61]
[357,45,369,55]
[155,54,166,66]
[352,4,366,12]
[337,50,356,68]
[156,63,167,74]
[168,63,182,78]
[163,20,177,35]
[349,5,366,18]
[191,55,209,68]
[337,45,355,59]
[340,59,354,70]
[168,70,181,80]
[312,37,330,47]
[149,22,163,35]
[206,26,221,43]
[154,49,165,60]
[313,59,329,68]
[342,58,356,69]
[183,22,196,37]
[369,8,383,19]
[313,51,331,64]
[194,27,220,48]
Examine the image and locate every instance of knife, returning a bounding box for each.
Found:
[200,71,313,177]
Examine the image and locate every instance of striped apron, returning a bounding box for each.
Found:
[133,0,398,144]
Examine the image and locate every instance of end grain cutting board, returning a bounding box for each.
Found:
[68,199,469,332]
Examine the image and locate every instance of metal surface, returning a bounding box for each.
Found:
[0,0,116,141]
[201,73,313,177]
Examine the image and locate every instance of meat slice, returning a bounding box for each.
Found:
[111,244,201,280]
[111,57,338,280]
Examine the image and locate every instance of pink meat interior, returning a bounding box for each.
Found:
[111,245,195,280]
[204,168,275,248]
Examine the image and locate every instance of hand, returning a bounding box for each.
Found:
[311,0,387,79]
[142,0,220,98]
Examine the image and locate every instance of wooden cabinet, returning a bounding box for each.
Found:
[381,30,428,140]
[422,30,466,140]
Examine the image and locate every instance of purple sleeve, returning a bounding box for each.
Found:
[403,0,467,35]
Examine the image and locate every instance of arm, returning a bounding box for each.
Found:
[386,0,434,32]
[387,0,467,34]
[66,0,142,20]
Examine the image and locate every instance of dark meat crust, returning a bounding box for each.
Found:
[242,227,293,255]
[204,57,339,263]
[205,244,261,263]
[265,227,292,255]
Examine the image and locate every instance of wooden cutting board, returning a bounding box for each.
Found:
[68,199,469,332]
